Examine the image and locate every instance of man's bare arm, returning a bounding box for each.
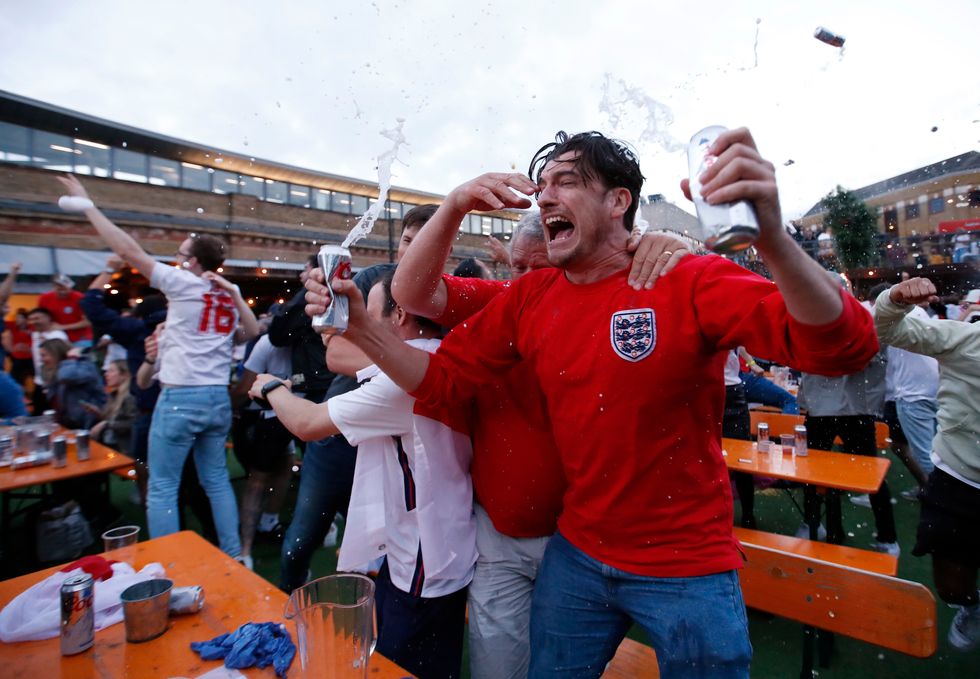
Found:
[0,262,19,304]
[325,335,373,377]
[57,175,158,279]
[249,374,339,441]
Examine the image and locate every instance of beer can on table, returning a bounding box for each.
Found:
[60,573,94,655]
[169,585,205,615]
[75,430,91,461]
[52,436,68,468]
[0,435,13,464]
[36,430,52,454]
[757,422,770,452]
[687,125,760,254]
[311,245,353,335]
[794,425,809,457]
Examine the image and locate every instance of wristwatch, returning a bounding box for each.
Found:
[260,379,287,400]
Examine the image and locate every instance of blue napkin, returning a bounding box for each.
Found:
[191,621,296,678]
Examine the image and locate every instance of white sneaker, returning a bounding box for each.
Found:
[850,494,872,508]
[322,521,339,547]
[900,488,921,502]
[871,541,901,557]
[795,522,828,540]
[949,599,980,651]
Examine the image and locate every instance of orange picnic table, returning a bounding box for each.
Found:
[722,437,891,544]
[0,531,414,678]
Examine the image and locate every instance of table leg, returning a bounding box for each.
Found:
[803,486,821,541]
[825,489,844,545]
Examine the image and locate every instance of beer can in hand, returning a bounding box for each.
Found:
[61,573,94,655]
[311,245,353,335]
[687,125,760,253]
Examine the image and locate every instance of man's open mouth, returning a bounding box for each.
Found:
[545,215,575,242]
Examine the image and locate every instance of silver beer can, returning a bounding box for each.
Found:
[311,244,353,335]
[757,422,770,452]
[794,425,809,457]
[36,430,52,454]
[0,435,13,464]
[687,125,760,253]
[61,573,95,655]
[814,27,845,48]
[52,436,68,468]
[75,430,91,461]
[169,585,205,615]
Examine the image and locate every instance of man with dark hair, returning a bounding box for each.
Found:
[275,204,439,592]
[38,272,93,346]
[310,128,879,677]
[56,175,259,558]
[452,258,493,279]
[252,270,471,679]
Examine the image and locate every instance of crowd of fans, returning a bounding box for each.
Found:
[0,127,978,677]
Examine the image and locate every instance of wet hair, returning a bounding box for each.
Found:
[379,269,442,334]
[511,212,545,249]
[452,258,491,279]
[528,131,645,232]
[402,204,439,233]
[188,234,226,272]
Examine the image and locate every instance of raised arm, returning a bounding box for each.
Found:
[689,128,842,326]
[0,262,19,305]
[392,173,535,317]
[57,175,158,279]
[872,278,974,361]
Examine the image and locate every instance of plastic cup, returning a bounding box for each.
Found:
[780,434,795,455]
[103,525,140,563]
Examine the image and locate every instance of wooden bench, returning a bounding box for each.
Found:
[749,411,804,438]
[736,527,936,673]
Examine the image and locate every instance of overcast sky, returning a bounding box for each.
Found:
[2,0,978,220]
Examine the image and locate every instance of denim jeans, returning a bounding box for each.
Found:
[147,386,241,557]
[740,371,799,414]
[896,398,937,477]
[529,533,751,679]
[279,433,357,592]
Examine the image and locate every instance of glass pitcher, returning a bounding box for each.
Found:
[284,574,376,679]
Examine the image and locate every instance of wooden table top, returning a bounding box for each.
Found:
[0,437,133,493]
[722,437,890,493]
[0,531,413,678]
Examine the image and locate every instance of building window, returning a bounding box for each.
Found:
[350,194,369,215]
[385,201,403,220]
[492,217,505,234]
[211,169,239,195]
[0,122,30,163]
[73,138,110,177]
[112,148,148,182]
[288,184,310,208]
[480,216,493,235]
[313,189,331,210]
[883,208,898,232]
[969,190,980,208]
[928,197,945,215]
[332,192,351,214]
[181,162,210,191]
[265,180,287,203]
[32,130,76,171]
[905,203,920,220]
[465,214,480,234]
[148,157,180,186]
[240,175,265,198]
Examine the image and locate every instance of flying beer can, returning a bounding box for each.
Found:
[814,27,845,48]
[687,125,760,254]
[311,245,353,335]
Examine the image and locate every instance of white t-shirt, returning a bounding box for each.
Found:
[151,263,239,386]
[330,338,476,599]
[724,350,742,387]
[242,335,292,413]
[31,329,69,386]
[886,307,939,403]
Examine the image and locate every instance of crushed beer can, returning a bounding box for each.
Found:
[61,573,94,655]
[814,27,845,48]
[687,125,760,254]
[311,244,353,335]
[169,585,205,615]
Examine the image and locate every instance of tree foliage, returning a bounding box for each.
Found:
[822,186,878,270]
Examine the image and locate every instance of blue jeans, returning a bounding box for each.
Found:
[279,433,357,592]
[529,534,751,679]
[147,386,240,557]
[740,371,799,414]
[896,398,937,477]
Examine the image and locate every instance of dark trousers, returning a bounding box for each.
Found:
[375,559,468,679]
[279,433,357,592]
[725,384,756,528]
[804,414,897,544]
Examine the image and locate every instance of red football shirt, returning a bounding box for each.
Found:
[415,257,878,577]
[38,290,93,343]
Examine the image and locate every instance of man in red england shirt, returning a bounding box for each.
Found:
[38,274,93,347]
[307,128,878,678]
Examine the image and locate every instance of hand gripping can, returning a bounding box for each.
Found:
[311,245,353,335]
[61,573,94,655]
[687,125,761,253]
